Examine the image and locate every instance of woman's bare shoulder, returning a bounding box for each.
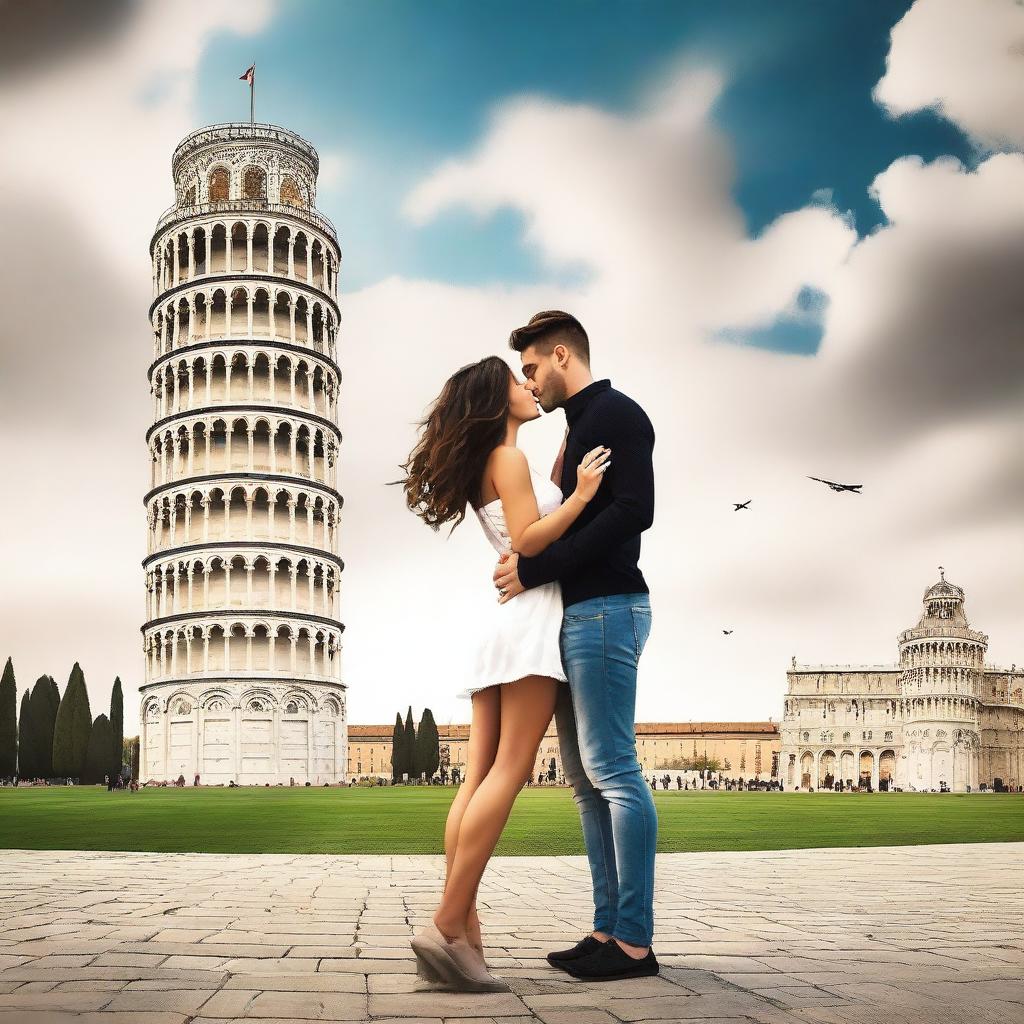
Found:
[487,444,528,470]
[486,445,531,496]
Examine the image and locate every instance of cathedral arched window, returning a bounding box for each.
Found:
[208,167,230,202]
[285,701,298,714]
[280,174,305,208]
[243,166,266,200]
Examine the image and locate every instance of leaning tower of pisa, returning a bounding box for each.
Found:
[140,123,347,785]
[896,570,984,792]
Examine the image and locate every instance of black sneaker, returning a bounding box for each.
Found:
[564,938,659,981]
[546,934,604,970]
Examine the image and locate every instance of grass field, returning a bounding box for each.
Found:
[1,787,1022,855]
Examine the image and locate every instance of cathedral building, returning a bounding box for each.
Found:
[139,122,347,784]
[781,572,1023,792]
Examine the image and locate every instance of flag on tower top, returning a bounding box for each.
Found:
[240,64,255,123]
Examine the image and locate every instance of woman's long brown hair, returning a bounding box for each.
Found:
[396,355,512,531]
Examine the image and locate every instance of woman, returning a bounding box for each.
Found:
[397,355,610,992]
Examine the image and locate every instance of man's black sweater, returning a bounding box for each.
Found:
[517,378,654,608]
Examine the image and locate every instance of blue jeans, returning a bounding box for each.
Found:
[556,593,657,947]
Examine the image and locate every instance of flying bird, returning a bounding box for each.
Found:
[733,500,751,510]
[722,629,733,635]
[807,476,862,493]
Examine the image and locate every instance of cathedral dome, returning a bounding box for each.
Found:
[918,568,968,626]
[923,573,964,604]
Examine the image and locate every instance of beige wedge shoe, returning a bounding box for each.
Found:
[412,945,445,986]
[410,923,510,993]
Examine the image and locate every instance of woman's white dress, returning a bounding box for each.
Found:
[456,467,568,699]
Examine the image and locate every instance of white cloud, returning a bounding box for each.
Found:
[318,149,354,190]
[811,153,1024,452]
[0,0,274,283]
[1,19,1020,740]
[403,66,857,331]
[875,0,1024,150]
[0,1,275,724]
[339,66,1022,727]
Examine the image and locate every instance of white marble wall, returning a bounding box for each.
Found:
[141,680,347,785]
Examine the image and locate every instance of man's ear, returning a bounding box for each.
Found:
[554,343,570,369]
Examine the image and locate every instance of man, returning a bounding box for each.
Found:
[493,310,659,982]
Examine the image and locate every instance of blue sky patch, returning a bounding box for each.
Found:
[192,1,976,335]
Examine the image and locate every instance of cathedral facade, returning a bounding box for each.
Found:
[139,122,347,784]
[781,573,1023,792]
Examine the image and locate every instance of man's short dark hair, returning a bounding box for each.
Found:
[508,310,590,365]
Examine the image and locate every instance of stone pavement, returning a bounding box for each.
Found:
[0,843,1022,1024]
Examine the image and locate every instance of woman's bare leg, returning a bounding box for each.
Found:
[433,675,557,939]
[441,686,500,951]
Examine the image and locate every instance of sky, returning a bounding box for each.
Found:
[0,0,1021,735]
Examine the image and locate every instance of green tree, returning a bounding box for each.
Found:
[665,754,723,772]
[71,667,92,778]
[414,708,440,780]
[84,714,114,784]
[0,657,16,777]
[52,670,75,777]
[125,736,140,781]
[17,690,33,778]
[29,676,58,779]
[403,706,416,781]
[126,733,140,778]
[390,712,405,782]
[53,663,92,779]
[109,677,124,780]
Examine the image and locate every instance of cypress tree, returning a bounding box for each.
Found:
[415,708,440,781]
[17,690,33,778]
[127,735,140,781]
[53,663,91,779]
[109,677,124,780]
[390,712,405,782]
[52,671,74,777]
[29,676,57,779]
[84,715,113,785]
[70,666,92,780]
[403,706,416,781]
[47,676,60,773]
[0,657,16,777]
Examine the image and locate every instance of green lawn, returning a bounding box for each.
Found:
[1,787,1022,855]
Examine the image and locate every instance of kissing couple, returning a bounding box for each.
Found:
[397,310,658,991]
